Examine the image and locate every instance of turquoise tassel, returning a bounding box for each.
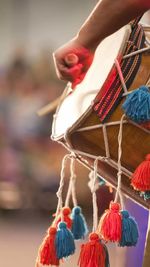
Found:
[122,86,150,123]
[143,191,150,200]
[99,177,106,186]
[140,191,150,200]
[71,206,88,240]
[119,210,139,247]
[56,222,75,259]
[103,243,110,267]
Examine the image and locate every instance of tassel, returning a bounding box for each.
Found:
[119,210,139,247]
[140,191,150,200]
[78,232,106,267]
[98,201,122,242]
[36,226,59,266]
[56,222,75,259]
[98,178,106,186]
[56,207,72,229]
[122,86,150,123]
[71,206,88,240]
[131,154,150,191]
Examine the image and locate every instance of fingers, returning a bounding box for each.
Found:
[55,62,83,83]
[53,52,83,82]
[53,44,94,86]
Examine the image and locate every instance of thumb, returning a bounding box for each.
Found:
[65,53,79,67]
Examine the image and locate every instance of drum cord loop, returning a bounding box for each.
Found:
[114,114,126,209]
[78,157,109,267]
[55,154,71,221]
[89,156,105,232]
[65,156,77,208]
[115,58,128,94]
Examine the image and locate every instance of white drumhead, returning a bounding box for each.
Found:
[52,25,131,139]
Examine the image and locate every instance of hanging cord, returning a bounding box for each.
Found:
[65,156,78,207]
[71,157,78,207]
[115,58,128,94]
[53,154,71,224]
[114,114,126,209]
[89,156,105,232]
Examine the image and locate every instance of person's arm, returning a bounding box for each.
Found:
[53,0,150,84]
[77,0,150,51]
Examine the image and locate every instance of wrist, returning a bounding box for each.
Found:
[76,29,102,53]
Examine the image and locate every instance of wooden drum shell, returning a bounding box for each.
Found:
[63,32,150,209]
[53,27,150,209]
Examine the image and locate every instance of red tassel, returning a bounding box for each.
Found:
[36,226,59,266]
[97,201,122,242]
[55,207,72,229]
[131,154,150,191]
[78,232,106,267]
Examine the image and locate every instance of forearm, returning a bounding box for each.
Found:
[77,0,150,51]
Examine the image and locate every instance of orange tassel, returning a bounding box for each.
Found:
[56,207,72,229]
[36,226,59,266]
[78,233,106,267]
[131,154,150,191]
[97,201,122,242]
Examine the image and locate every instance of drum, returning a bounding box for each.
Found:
[52,22,150,209]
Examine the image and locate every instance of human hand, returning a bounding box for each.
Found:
[53,38,94,88]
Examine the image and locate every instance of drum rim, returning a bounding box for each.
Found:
[52,25,132,140]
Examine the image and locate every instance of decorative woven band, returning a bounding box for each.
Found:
[93,23,145,122]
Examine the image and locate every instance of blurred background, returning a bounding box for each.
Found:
[0,1,149,267]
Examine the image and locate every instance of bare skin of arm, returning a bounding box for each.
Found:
[53,0,150,82]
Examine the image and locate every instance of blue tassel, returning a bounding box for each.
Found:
[140,191,150,200]
[143,191,150,200]
[99,177,106,186]
[71,206,88,240]
[55,222,75,259]
[122,86,150,123]
[103,243,110,267]
[119,210,139,247]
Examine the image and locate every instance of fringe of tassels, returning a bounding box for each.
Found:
[36,205,89,267]
[122,85,150,197]
[35,173,140,267]
[35,154,90,267]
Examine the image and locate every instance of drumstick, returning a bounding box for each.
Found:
[37,54,78,116]
[37,93,66,116]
